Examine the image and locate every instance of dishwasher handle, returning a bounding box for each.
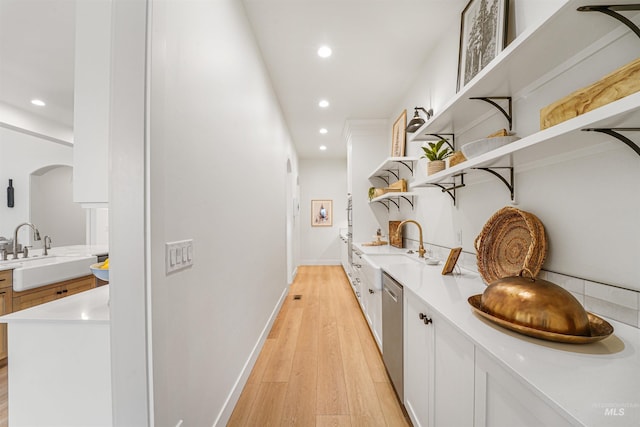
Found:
[383,286,398,303]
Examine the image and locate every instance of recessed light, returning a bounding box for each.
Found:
[319,128,328,134]
[31,99,46,107]
[319,145,327,151]
[318,99,330,108]
[317,45,332,58]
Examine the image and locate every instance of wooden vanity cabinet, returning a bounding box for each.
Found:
[12,275,96,312]
[0,270,13,360]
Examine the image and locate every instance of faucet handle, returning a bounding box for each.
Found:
[0,248,6,261]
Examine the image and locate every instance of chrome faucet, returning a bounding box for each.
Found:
[396,219,426,258]
[43,235,52,256]
[12,223,41,259]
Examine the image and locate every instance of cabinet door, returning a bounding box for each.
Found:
[404,294,432,427]
[13,285,60,311]
[475,349,573,427]
[433,313,475,427]
[60,275,95,297]
[0,271,13,360]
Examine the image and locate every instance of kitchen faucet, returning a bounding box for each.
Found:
[12,222,41,259]
[396,219,426,258]
[43,235,52,256]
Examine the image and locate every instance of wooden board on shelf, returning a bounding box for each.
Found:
[540,57,640,130]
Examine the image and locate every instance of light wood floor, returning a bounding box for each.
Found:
[0,359,6,427]
[228,265,411,427]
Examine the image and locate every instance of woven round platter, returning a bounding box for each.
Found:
[474,206,547,284]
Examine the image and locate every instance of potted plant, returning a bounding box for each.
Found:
[368,187,376,201]
[421,139,453,175]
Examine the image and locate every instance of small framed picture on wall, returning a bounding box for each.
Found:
[311,199,333,227]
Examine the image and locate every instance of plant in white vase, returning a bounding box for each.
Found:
[421,139,453,175]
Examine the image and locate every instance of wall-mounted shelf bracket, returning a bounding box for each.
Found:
[581,127,640,157]
[428,173,465,206]
[472,166,515,200]
[423,133,456,151]
[396,160,416,175]
[373,194,415,211]
[374,198,398,211]
[469,96,513,130]
[577,5,640,41]
[374,168,400,185]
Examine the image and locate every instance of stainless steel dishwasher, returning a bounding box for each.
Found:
[382,272,403,402]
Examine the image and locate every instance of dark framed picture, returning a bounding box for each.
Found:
[442,247,462,275]
[311,199,332,227]
[457,0,509,92]
[391,110,407,157]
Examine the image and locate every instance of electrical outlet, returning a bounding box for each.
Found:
[166,239,194,274]
[457,230,463,246]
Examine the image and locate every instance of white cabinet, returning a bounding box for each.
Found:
[361,255,382,349]
[474,349,574,427]
[404,292,474,427]
[340,234,349,272]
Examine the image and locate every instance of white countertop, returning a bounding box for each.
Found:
[355,243,640,427]
[0,285,109,324]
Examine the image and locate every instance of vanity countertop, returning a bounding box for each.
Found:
[0,285,109,324]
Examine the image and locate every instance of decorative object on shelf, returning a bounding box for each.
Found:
[474,206,547,284]
[486,128,508,138]
[441,247,462,275]
[460,135,520,159]
[421,139,453,175]
[388,221,403,248]
[448,151,467,167]
[368,187,376,201]
[311,199,333,227]
[387,179,407,192]
[467,269,614,344]
[391,110,407,157]
[406,107,434,133]
[540,57,640,130]
[457,0,509,92]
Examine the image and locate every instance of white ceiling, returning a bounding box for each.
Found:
[0,0,466,158]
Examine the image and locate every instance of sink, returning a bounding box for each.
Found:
[5,255,98,291]
[366,253,424,265]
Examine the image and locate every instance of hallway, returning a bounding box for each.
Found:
[228,266,410,426]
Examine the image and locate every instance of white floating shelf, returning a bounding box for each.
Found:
[368,157,420,182]
[408,0,640,141]
[412,91,640,188]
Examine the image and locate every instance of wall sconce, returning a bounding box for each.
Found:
[406,107,433,133]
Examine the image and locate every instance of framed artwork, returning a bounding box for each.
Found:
[391,110,407,157]
[311,199,332,227]
[442,247,463,275]
[457,0,508,92]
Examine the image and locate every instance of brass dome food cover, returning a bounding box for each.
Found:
[468,271,614,344]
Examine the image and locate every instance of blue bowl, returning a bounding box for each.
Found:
[90,262,109,281]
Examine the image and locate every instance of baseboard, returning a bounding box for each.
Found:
[213,285,289,426]
[299,258,341,266]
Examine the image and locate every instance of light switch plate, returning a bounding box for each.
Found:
[166,239,194,274]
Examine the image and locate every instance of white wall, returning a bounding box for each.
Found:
[143,0,299,425]
[30,165,86,246]
[389,0,640,292]
[0,126,73,241]
[299,157,347,264]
